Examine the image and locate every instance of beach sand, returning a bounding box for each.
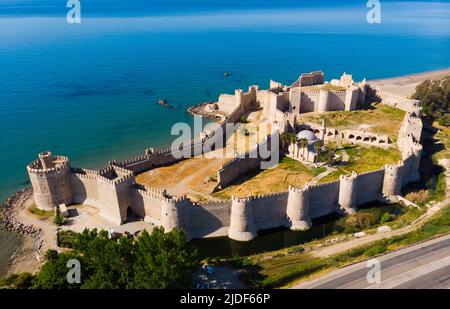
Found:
[369,68,450,97]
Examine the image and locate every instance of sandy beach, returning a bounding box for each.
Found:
[369,68,450,97]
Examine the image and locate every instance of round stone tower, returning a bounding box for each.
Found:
[286,185,311,231]
[27,152,72,211]
[318,89,330,113]
[382,162,403,197]
[338,172,358,214]
[228,197,257,241]
[161,197,182,232]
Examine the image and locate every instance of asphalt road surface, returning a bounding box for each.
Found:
[294,234,450,289]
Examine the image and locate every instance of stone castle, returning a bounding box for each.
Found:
[27,71,423,241]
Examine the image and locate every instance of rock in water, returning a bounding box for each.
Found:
[157,99,171,108]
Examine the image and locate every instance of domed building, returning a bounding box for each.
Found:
[296,130,319,144]
[287,117,326,163]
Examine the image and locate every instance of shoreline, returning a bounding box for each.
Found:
[0,188,43,277]
[368,67,450,96]
[369,67,450,82]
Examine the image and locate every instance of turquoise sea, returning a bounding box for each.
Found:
[0,0,450,203]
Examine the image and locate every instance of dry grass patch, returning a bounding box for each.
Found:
[135,157,226,196]
[212,157,317,199]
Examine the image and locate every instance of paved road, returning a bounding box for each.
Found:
[294,234,450,289]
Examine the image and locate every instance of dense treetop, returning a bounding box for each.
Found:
[412,76,450,126]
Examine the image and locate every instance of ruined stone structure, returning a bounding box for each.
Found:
[27,71,424,242]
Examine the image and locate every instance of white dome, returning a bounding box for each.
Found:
[296,130,319,143]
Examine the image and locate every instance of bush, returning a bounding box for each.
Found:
[0,273,34,289]
[364,245,387,257]
[438,114,450,127]
[380,212,394,224]
[57,230,78,249]
[44,249,58,261]
[287,246,305,255]
[53,208,64,226]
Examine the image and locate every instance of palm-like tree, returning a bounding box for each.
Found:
[313,141,322,162]
[298,138,308,158]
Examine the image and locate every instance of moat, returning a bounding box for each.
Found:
[192,213,341,258]
[192,201,405,258]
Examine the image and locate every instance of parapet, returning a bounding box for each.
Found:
[27,153,70,174]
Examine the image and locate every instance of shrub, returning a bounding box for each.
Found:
[380,212,394,224]
[0,273,34,289]
[53,207,64,226]
[57,230,78,248]
[44,249,58,261]
[239,115,248,123]
[364,245,387,257]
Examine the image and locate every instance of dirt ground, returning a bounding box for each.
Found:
[136,157,226,200]
[136,111,274,200]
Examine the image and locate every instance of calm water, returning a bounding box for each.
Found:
[192,214,341,258]
[1,1,450,273]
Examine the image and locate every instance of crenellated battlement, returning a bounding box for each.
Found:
[27,154,70,174]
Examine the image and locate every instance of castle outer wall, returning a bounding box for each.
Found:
[27,80,423,241]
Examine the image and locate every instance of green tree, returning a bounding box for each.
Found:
[280,132,297,149]
[31,227,198,289]
[313,141,322,161]
[299,138,308,158]
[74,229,135,289]
[132,228,198,289]
[412,76,450,126]
[32,252,82,289]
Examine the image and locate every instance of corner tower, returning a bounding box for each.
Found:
[27,151,73,211]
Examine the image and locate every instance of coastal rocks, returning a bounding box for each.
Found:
[187,102,224,121]
[0,188,43,264]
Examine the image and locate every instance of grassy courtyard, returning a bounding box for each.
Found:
[318,145,402,183]
[300,103,405,142]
